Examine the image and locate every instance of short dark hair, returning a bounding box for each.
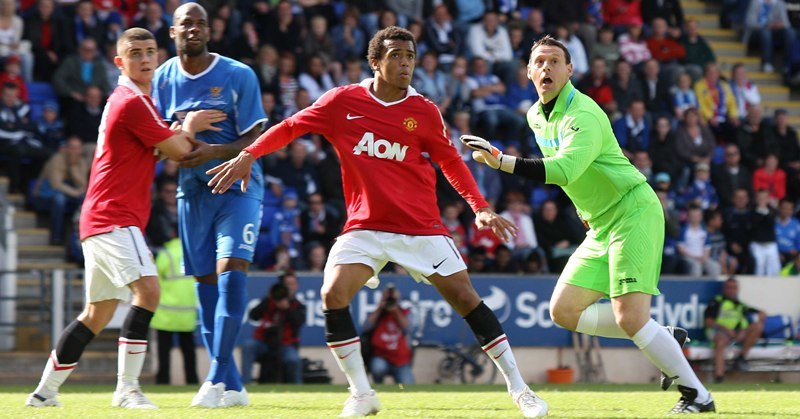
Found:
[530,35,571,65]
[367,26,416,65]
[116,27,156,55]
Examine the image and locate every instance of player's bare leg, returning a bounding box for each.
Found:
[551,284,714,413]
[113,276,159,409]
[27,300,118,407]
[322,263,380,417]
[429,271,547,418]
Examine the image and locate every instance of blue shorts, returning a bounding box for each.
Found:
[178,187,262,276]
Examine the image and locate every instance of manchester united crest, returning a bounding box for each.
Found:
[210,87,222,97]
[403,117,418,132]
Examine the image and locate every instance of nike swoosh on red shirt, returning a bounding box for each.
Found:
[127,350,147,355]
[338,349,356,360]
[493,348,508,360]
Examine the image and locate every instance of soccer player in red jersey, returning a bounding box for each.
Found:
[25,28,198,409]
[207,27,549,418]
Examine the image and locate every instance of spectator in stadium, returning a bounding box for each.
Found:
[694,62,739,137]
[679,19,715,81]
[603,0,644,33]
[67,0,108,51]
[775,198,800,265]
[305,241,328,272]
[303,15,337,69]
[467,245,491,273]
[504,64,539,119]
[66,85,103,144]
[25,27,194,410]
[330,7,366,64]
[642,0,685,28]
[466,11,514,82]
[734,105,778,170]
[100,41,122,90]
[486,244,520,274]
[704,277,766,382]
[0,56,27,102]
[677,204,720,276]
[577,57,616,116]
[276,52,300,115]
[23,0,71,82]
[37,100,66,151]
[424,4,461,71]
[750,189,782,275]
[649,117,683,187]
[31,136,89,245]
[270,140,320,202]
[362,284,415,385]
[612,99,651,155]
[300,192,342,251]
[645,18,686,80]
[466,150,503,207]
[338,56,370,87]
[610,59,644,114]
[705,208,738,275]
[773,109,800,199]
[544,0,598,55]
[729,63,761,120]
[298,54,335,102]
[521,8,548,63]
[618,24,652,69]
[151,237,199,385]
[206,25,550,417]
[52,38,111,106]
[461,35,715,413]
[672,72,699,121]
[262,0,303,56]
[657,188,684,274]
[674,107,715,174]
[534,200,583,273]
[554,25,589,83]
[146,177,179,250]
[744,0,796,73]
[413,51,449,110]
[229,21,260,66]
[591,27,621,77]
[444,56,472,116]
[0,0,30,80]
[753,153,787,204]
[639,58,671,116]
[466,57,526,145]
[133,1,171,53]
[712,144,754,209]
[206,16,232,57]
[724,188,755,273]
[632,150,655,183]
[681,163,719,210]
[0,81,45,193]
[242,272,306,384]
[501,191,540,264]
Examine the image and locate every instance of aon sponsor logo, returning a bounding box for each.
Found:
[353,132,408,161]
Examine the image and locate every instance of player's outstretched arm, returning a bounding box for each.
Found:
[183,109,227,134]
[474,207,518,242]
[206,150,255,194]
[179,126,261,168]
[460,135,547,182]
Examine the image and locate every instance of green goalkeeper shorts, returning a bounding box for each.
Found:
[559,182,664,298]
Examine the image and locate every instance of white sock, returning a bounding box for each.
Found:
[117,337,148,390]
[575,303,629,339]
[482,335,528,394]
[33,350,77,398]
[632,319,711,402]
[327,337,372,395]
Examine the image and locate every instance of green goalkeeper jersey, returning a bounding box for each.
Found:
[526,81,647,224]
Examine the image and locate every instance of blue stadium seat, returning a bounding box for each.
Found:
[27,81,57,104]
[261,204,279,230]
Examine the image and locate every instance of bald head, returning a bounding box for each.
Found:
[171,2,210,57]
[173,2,207,21]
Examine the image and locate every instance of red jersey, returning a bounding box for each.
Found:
[246,79,488,236]
[79,76,173,240]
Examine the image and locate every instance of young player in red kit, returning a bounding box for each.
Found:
[207,27,549,418]
[25,28,198,409]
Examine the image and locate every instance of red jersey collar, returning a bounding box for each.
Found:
[359,78,420,107]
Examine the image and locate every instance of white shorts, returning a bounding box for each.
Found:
[324,230,467,285]
[81,226,157,303]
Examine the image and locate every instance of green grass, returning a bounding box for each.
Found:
[2,383,800,418]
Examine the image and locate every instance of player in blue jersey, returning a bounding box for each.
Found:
[152,2,267,408]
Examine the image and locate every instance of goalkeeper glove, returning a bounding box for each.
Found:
[459,135,516,173]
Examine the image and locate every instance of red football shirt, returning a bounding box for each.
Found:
[246,79,489,236]
[79,76,174,240]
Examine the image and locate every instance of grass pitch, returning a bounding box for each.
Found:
[2,383,799,418]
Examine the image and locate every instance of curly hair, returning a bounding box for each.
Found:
[367,26,416,65]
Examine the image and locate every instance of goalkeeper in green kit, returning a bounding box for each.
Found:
[461,35,715,414]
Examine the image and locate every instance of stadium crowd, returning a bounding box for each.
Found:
[3,0,800,277]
